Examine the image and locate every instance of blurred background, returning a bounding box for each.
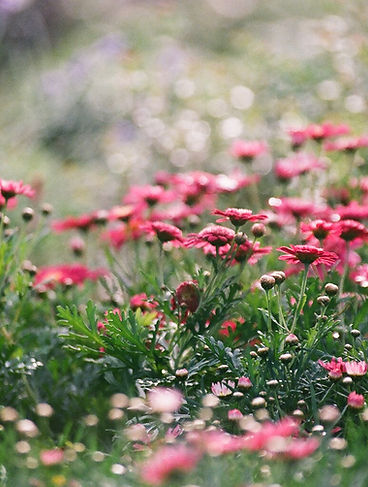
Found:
[1,0,368,216]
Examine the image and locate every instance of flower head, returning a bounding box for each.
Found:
[345,361,368,377]
[186,225,235,248]
[335,220,368,242]
[278,245,338,266]
[275,153,325,181]
[0,179,35,200]
[230,140,268,161]
[34,264,107,289]
[324,135,368,152]
[347,391,365,409]
[176,281,200,312]
[213,208,268,227]
[211,381,235,397]
[141,221,184,245]
[147,387,183,413]
[300,220,335,241]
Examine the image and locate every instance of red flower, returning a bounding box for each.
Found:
[233,241,272,265]
[186,225,235,248]
[213,208,267,227]
[230,140,268,161]
[334,202,368,221]
[269,197,324,220]
[275,153,325,181]
[278,244,338,266]
[130,293,158,311]
[0,179,35,200]
[141,221,183,245]
[318,357,346,379]
[34,264,107,289]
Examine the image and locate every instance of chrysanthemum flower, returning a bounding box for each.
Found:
[278,244,338,266]
[300,220,335,241]
[211,381,235,397]
[269,197,324,220]
[324,135,368,152]
[334,201,368,221]
[0,179,35,200]
[147,387,183,413]
[123,184,175,207]
[130,293,158,311]
[230,140,268,161]
[34,264,107,289]
[186,225,235,248]
[213,208,268,227]
[345,361,368,377]
[141,221,184,245]
[275,153,325,181]
[140,445,200,485]
[351,264,368,288]
[318,357,345,379]
[176,280,200,312]
[335,219,368,242]
[52,214,95,233]
[347,391,365,409]
[287,122,350,148]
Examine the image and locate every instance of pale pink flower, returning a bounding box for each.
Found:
[228,409,243,420]
[345,361,368,377]
[238,376,253,389]
[40,449,64,466]
[147,387,183,413]
[211,381,235,397]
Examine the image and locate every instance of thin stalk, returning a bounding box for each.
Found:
[265,290,272,334]
[291,264,309,333]
[339,241,350,298]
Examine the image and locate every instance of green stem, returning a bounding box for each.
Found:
[291,264,309,333]
[265,290,272,335]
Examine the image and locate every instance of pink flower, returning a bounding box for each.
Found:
[187,430,245,455]
[52,214,95,233]
[102,220,143,249]
[334,201,368,221]
[324,135,368,152]
[147,388,183,413]
[130,293,158,311]
[287,122,350,147]
[141,221,184,245]
[123,184,175,207]
[211,381,235,397]
[140,445,200,485]
[34,264,107,289]
[278,244,338,266]
[351,265,368,288]
[228,409,243,420]
[40,449,64,466]
[347,391,365,409]
[283,438,320,459]
[243,417,299,451]
[300,220,335,241]
[238,376,253,389]
[108,205,137,222]
[275,153,325,181]
[213,208,268,227]
[230,140,268,161]
[186,225,235,249]
[269,197,324,220]
[318,357,345,379]
[233,241,272,265]
[0,179,35,200]
[345,361,368,377]
[335,220,368,242]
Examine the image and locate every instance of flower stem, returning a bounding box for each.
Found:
[291,264,309,333]
[339,241,350,298]
[265,290,272,334]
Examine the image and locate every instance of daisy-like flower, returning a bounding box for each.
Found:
[347,391,365,409]
[287,122,350,148]
[213,208,268,227]
[102,220,143,249]
[233,241,272,265]
[186,225,235,249]
[345,361,368,377]
[334,202,368,221]
[34,264,107,289]
[108,205,137,222]
[228,409,243,420]
[176,281,200,312]
[300,220,334,241]
[283,438,320,460]
[318,357,345,379]
[147,387,183,413]
[141,221,184,245]
[140,445,200,486]
[230,140,268,161]
[52,214,95,233]
[275,153,325,181]
[335,220,368,242]
[0,179,35,200]
[324,135,368,153]
[211,381,235,397]
[130,293,158,311]
[123,184,175,207]
[351,264,368,288]
[278,245,338,266]
[269,197,323,220]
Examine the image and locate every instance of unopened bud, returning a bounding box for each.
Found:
[251,223,266,238]
[41,203,53,216]
[270,271,286,285]
[235,232,247,245]
[260,274,275,290]
[22,207,34,222]
[280,353,293,363]
[317,295,330,306]
[285,333,299,345]
[325,283,338,296]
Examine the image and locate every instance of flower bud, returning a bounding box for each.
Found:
[260,274,275,290]
[270,271,286,285]
[317,295,330,306]
[280,353,293,363]
[94,210,109,225]
[257,346,269,356]
[234,232,247,245]
[176,281,200,312]
[351,329,361,338]
[251,223,266,238]
[22,207,34,222]
[175,368,188,378]
[285,333,299,345]
[41,203,53,216]
[325,283,338,296]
